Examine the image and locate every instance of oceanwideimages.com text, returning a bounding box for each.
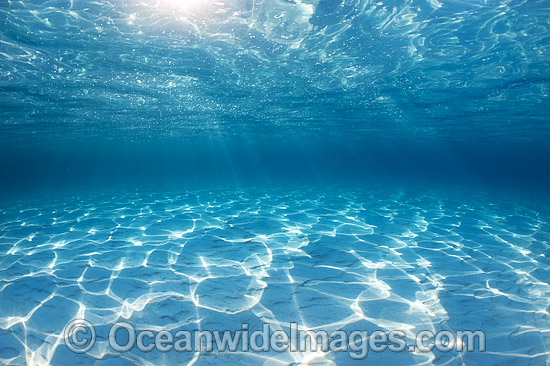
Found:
[64,320,486,360]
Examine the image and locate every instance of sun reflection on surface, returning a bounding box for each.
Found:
[153,0,213,12]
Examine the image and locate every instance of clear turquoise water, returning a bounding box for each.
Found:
[1,186,550,365]
[1,0,550,365]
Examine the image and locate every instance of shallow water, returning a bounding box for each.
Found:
[1,0,550,365]
[1,0,550,147]
[1,186,550,365]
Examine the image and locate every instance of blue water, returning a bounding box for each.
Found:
[1,0,550,365]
